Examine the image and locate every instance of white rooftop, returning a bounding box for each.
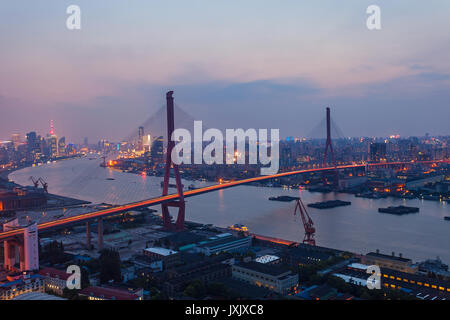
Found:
[144,247,178,256]
[332,273,369,286]
[348,263,370,270]
[255,255,280,264]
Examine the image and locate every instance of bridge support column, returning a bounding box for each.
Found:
[3,241,15,270]
[86,221,92,249]
[97,218,103,251]
[322,107,338,187]
[19,243,25,271]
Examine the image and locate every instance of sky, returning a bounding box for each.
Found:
[1,0,449,143]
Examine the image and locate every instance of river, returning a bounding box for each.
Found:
[9,157,450,263]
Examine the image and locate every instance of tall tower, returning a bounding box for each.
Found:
[50,120,54,135]
[47,120,58,158]
[161,91,185,231]
[323,107,338,185]
[23,223,39,271]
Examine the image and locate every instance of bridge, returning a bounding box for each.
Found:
[2,160,448,242]
[1,90,448,272]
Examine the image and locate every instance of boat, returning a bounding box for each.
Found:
[378,206,419,215]
[228,224,249,232]
[268,196,300,202]
[106,178,115,181]
[444,216,450,221]
[307,200,352,209]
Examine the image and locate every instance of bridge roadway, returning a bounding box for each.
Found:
[0,160,447,240]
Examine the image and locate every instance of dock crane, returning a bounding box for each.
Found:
[38,177,48,193]
[294,197,316,246]
[29,176,40,188]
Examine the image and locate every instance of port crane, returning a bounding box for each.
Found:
[29,176,40,188]
[38,177,48,193]
[294,197,316,246]
[29,176,49,193]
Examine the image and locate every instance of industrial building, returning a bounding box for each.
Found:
[361,250,418,274]
[232,261,298,294]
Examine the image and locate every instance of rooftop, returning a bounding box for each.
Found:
[144,247,178,256]
[38,267,70,281]
[13,292,66,300]
[366,251,412,263]
[255,255,280,264]
[79,286,140,300]
[235,261,291,277]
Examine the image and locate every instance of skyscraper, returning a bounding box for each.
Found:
[47,120,58,158]
[58,137,66,156]
[150,136,164,163]
[138,126,144,151]
[369,142,387,162]
[26,132,37,152]
[11,133,21,149]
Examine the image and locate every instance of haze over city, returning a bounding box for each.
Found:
[1,0,450,143]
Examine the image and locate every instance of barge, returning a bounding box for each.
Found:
[378,205,419,215]
[268,196,300,202]
[307,200,351,209]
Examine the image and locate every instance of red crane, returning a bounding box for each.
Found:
[294,197,316,246]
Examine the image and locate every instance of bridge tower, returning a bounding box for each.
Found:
[161,91,185,231]
[3,220,39,272]
[323,107,338,186]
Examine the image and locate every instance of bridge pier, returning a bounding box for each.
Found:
[86,221,91,249]
[3,240,17,270]
[97,218,103,251]
[19,243,25,271]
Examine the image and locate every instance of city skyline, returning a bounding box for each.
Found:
[1,1,450,142]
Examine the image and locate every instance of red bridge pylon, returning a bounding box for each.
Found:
[161,91,185,231]
[323,107,338,186]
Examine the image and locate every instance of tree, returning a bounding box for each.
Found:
[183,280,205,299]
[40,241,67,265]
[99,248,122,284]
[81,266,91,289]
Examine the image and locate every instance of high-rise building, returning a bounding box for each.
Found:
[24,223,39,271]
[26,132,37,151]
[58,137,66,156]
[25,132,39,162]
[150,136,164,163]
[47,120,58,158]
[369,142,387,162]
[143,134,152,152]
[11,133,21,149]
[138,126,144,151]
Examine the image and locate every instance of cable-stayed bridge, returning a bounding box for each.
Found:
[1,91,448,272]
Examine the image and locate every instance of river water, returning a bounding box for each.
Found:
[9,157,450,263]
